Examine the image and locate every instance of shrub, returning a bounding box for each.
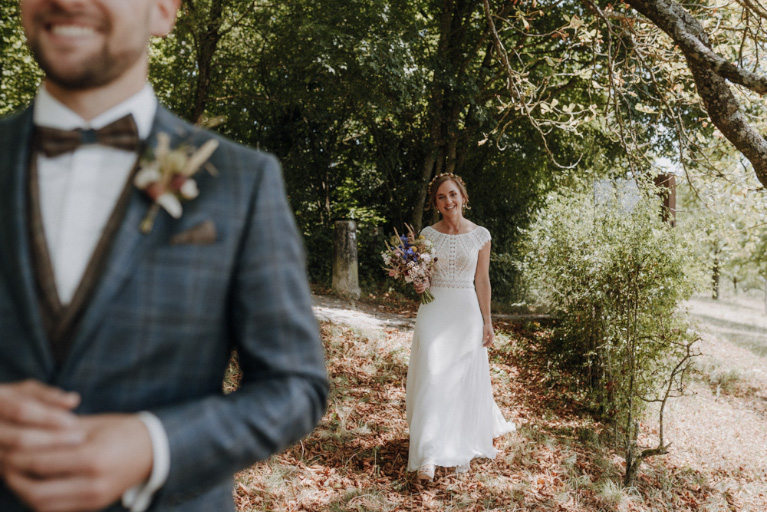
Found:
[490,252,527,305]
[520,187,704,485]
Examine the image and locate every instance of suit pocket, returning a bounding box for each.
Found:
[169,220,217,246]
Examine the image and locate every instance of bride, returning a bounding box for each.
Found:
[407,173,515,482]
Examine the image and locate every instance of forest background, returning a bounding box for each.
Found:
[4,0,767,300]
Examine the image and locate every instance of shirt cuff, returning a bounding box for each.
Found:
[121,411,171,512]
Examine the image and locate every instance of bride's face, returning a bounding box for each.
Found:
[435,180,465,217]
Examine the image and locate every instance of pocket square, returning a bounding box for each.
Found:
[170,220,217,245]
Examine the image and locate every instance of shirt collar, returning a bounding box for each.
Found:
[33,84,157,140]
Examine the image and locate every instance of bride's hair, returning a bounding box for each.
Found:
[426,173,470,211]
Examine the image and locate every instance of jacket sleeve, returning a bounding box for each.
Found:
[150,148,328,502]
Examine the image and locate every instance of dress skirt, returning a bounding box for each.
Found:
[406,285,515,471]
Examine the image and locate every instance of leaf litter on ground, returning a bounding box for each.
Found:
[225,294,767,511]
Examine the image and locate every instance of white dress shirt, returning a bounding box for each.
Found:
[34,85,156,304]
[33,85,170,512]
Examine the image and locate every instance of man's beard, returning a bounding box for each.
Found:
[29,40,138,91]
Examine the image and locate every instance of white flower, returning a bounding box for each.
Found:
[182,139,220,176]
[155,132,171,160]
[134,165,162,189]
[179,179,200,200]
[157,193,183,219]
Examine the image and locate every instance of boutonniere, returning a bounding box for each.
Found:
[134,132,219,234]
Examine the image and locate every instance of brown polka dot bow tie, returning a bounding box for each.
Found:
[34,114,140,158]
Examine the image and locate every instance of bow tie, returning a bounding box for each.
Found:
[34,114,140,158]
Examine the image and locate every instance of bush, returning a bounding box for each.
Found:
[490,252,528,305]
[520,187,704,484]
[303,224,334,286]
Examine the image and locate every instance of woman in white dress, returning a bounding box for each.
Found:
[407,173,515,481]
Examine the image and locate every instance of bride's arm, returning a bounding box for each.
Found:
[475,242,494,347]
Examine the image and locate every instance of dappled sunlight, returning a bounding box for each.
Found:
[231,296,767,511]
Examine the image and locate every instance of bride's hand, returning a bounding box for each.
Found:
[414,278,429,294]
[482,323,494,347]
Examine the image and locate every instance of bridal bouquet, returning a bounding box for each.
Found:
[382,224,438,304]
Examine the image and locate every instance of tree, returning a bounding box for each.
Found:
[147,0,613,292]
[406,0,620,232]
[625,0,767,185]
[484,0,767,192]
[0,0,645,292]
[0,0,42,115]
[675,148,767,305]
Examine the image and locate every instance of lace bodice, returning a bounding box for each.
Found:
[422,225,491,289]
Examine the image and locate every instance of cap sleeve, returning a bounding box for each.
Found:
[473,226,491,250]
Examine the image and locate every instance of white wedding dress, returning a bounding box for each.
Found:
[406,225,515,472]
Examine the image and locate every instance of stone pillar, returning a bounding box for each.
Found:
[332,220,361,299]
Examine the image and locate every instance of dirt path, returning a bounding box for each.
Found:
[652,297,767,510]
[312,294,415,334]
[313,293,767,510]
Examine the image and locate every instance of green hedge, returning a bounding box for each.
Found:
[520,187,704,482]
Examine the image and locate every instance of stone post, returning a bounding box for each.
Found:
[332,220,361,299]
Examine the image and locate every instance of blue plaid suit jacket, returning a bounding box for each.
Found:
[0,106,328,511]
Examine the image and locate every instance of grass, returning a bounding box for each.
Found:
[227,313,766,511]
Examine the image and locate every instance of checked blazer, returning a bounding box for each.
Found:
[0,105,328,511]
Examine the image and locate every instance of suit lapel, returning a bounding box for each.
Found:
[0,108,56,375]
[58,108,192,371]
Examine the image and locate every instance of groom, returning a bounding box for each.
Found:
[0,0,327,511]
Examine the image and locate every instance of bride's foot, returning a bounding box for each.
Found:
[455,462,470,474]
[417,464,435,481]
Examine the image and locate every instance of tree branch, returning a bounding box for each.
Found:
[630,0,767,92]
[627,0,767,186]
[735,0,767,22]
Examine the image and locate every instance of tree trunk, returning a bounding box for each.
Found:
[712,258,720,300]
[411,152,437,233]
[410,0,482,231]
[189,1,224,124]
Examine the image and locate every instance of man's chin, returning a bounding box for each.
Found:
[38,61,117,92]
[45,74,111,92]
[32,47,115,91]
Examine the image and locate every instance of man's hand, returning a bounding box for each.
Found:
[0,381,154,512]
[0,380,83,458]
[3,414,154,512]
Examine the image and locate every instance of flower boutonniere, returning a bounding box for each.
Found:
[135,133,219,234]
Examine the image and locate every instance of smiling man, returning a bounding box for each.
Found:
[0,1,327,511]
